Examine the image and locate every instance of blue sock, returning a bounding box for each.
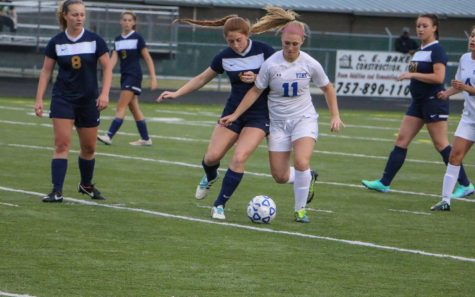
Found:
[439,145,470,186]
[214,168,244,207]
[107,118,123,138]
[51,158,68,193]
[380,146,407,186]
[136,120,150,140]
[78,157,95,186]
[202,159,219,182]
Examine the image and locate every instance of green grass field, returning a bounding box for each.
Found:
[1,97,475,297]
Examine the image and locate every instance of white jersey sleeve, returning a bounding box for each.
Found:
[309,58,330,88]
[255,58,271,90]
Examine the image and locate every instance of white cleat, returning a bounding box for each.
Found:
[211,205,225,220]
[129,138,152,146]
[195,174,219,200]
[97,134,112,145]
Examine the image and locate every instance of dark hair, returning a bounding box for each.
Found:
[121,10,137,30]
[57,0,84,31]
[418,14,440,40]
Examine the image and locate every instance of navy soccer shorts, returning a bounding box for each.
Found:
[406,97,449,123]
[220,111,270,135]
[120,75,142,95]
[49,97,100,128]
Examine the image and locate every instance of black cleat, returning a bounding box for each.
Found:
[306,169,318,204]
[430,200,450,211]
[78,184,106,200]
[42,191,63,203]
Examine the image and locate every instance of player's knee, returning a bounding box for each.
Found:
[54,142,70,154]
[271,172,288,184]
[80,145,96,157]
[449,151,464,165]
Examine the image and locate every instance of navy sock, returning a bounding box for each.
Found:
[107,118,123,138]
[136,120,150,140]
[78,157,95,186]
[439,146,470,186]
[51,158,67,193]
[380,146,407,186]
[202,159,219,182]
[214,168,244,207]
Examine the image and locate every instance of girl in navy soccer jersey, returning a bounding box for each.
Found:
[34,0,112,202]
[97,11,157,146]
[157,15,275,220]
[432,26,475,211]
[220,6,344,223]
[362,14,473,197]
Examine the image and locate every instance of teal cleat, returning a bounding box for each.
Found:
[361,179,390,193]
[195,174,219,200]
[451,183,475,199]
[430,200,451,211]
[294,208,310,223]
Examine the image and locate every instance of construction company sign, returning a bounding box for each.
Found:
[335,50,411,98]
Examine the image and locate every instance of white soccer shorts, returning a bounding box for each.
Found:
[267,115,318,152]
[454,118,475,142]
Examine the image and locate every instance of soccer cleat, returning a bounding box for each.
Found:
[294,208,310,223]
[97,134,112,145]
[42,191,63,203]
[211,205,225,220]
[129,139,152,146]
[451,183,475,199]
[361,179,390,193]
[430,200,451,211]
[195,174,219,200]
[306,169,318,204]
[78,184,106,200]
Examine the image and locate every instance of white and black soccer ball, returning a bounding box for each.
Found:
[247,195,277,224]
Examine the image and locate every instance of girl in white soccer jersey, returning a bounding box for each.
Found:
[432,26,475,211]
[34,0,112,202]
[220,6,344,223]
[97,11,157,146]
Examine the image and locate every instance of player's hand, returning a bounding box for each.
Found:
[330,116,345,133]
[437,90,449,100]
[34,101,44,117]
[239,71,256,84]
[150,79,158,91]
[451,79,465,91]
[96,94,109,111]
[397,72,412,81]
[157,91,177,102]
[219,113,238,127]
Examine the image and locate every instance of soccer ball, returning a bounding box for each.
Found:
[247,195,277,224]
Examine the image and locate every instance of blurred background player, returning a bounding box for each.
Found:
[220,6,344,223]
[395,27,418,55]
[34,0,112,202]
[432,25,475,211]
[97,10,157,146]
[157,15,275,220]
[0,0,16,33]
[362,14,473,197]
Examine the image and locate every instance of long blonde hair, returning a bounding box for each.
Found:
[174,15,251,36]
[250,6,307,37]
[57,0,84,31]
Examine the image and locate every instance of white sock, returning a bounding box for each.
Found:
[286,166,295,184]
[294,169,311,211]
[442,163,460,204]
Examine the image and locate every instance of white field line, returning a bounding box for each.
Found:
[0,291,37,297]
[5,143,475,204]
[1,118,471,167]
[0,202,19,207]
[1,185,474,264]
[306,208,334,213]
[388,209,432,216]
